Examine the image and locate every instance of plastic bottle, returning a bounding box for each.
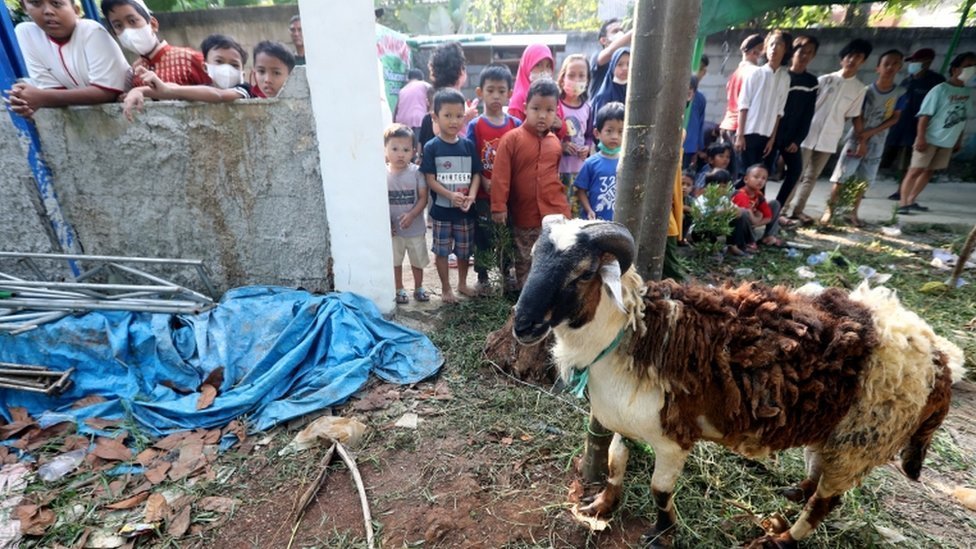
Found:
[37,448,86,481]
[806,252,828,266]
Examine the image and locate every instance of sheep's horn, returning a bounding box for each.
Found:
[583,222,635,273]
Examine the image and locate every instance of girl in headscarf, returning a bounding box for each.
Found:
[589,47,630,130]
[508,43,555,122]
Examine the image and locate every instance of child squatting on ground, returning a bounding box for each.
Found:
[385,124,431,304]
[729,163,784,255]
[420,88,482,304]
[491,79,570,289]
[466,64,520,294]
[8,0,130,118]
[575,101,624,221]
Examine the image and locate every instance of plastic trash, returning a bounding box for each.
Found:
[37,448,87,482]
[856,265,877,279]
[795,266,817,279]
[785,248,800,259]
[278,415,367,456]
[874,273,892,284]
[880,226,902,237]
[733,268,753,277]
[806,252,829,266]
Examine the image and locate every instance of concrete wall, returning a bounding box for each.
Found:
[154,5,298,60]
[24,67,331,295]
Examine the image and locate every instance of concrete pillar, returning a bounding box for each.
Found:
[298,0,395,314]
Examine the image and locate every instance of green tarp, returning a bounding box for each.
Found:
[698,0,837,36]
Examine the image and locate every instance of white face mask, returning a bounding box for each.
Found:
[207,63,243,89]
[906,62,923,75]
[118,26,157,57]
[957,66,976,84]
[529,68,552,83]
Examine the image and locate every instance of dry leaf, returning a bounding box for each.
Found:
[93,437,132,462]
[202,429,221,445]
[160,380,192,395]
[953,486,976,511]
[196,496,238,514]
[85,418,121,431]
[223,420,247,443]
[108,479,127,497]
[201,367,224,391]
[279,416,367,455]
[153,431,188,451]
[9,408,30,423]
[196,385,217,410]
[61,435,89,452]
[167,442,206,481]
[71,395,107,409]
[145,462,171,485]
[166,505,191,538]
[104,491,149,510]
[500,437,514,445]
[16,504,56,535]
[144,493,169,523]
[135,448,159,466]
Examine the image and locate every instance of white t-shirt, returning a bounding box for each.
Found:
[15,19,129,92]
[801,71,867,153]
[737,64,790,137]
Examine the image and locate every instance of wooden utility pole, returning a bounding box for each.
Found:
[583,0,702,484]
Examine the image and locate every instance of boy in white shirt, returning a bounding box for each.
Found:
[735,30,792,178]
[784,38,872,224]
[7,0,129,118]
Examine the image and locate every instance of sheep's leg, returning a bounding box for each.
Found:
[579,433,629,516]
[640,439,691,548]
[782,446,823,504]
[748,485,843,548]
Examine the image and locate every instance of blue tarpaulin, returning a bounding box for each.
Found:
[0,287,442,437]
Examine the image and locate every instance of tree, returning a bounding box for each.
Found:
[757,0,950,28]
[378,0,598,35]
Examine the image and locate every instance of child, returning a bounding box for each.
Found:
[8,0,129,118]
[589,48,629,131]
[417,42,469,154]
[101,0,209,87]
[735,30,792,174]
[122,34,253,120]
[251,41,296,98]
[491,79,569,289]
[420,89,482,303]
[770,35,819,222]
[465,64,520,293]
[394,68,432,143]
[680,170,695,245]
[822,50,906,226]
[575,101,624,221]
[508,44,554,122]
[897,51,976,214]
[718,33,764,177]
[730,164,783,255]
[385,124,430,304]
[786,38,872,224]
[683,75,706,169]
[556,54,592,211]
[694,142,732,195]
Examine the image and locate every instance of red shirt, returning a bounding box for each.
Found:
[466,114,521,200]
[132,43,210,87]
[491,125,570,228]
[719,61,757,131]
[731,188,772,220]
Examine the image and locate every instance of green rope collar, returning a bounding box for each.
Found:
[568,328,627,398]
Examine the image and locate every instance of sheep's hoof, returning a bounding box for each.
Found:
[743,533,797,549]
[780,486,806,503]
[639,526,673,548]
[577,486,619,517]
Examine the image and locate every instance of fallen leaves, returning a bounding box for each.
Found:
[196,384,218,410]
[143,493,169,523]
[15,504,55,535]
[104,491,149,510]
[166,505,191,538]
[953,486,976,512]
[92,437,132,462]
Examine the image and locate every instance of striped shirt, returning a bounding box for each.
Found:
[131,43,210,87]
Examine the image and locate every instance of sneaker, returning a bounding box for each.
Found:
[887,191,901,200]
[896,206,913,215]
[908,202,929,212]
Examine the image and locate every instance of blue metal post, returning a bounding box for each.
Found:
[81,0,101,21]
[1,5,82,271]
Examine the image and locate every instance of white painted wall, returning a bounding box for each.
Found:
[299,0,395,314]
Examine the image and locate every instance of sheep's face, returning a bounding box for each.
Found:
[513,217,634,345]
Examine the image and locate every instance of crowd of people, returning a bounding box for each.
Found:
[387,21,975,305]
[5,0,302,121]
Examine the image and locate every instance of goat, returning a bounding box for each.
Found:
[513,216,965,548]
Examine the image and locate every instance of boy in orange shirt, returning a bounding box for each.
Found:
[491,79,570,289]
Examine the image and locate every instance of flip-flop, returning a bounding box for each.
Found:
[396,289,409,304]
[761,236,786,248]
[413,287,430,302]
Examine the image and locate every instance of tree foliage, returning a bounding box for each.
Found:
[757,0,952,28]
[378,0,598,35]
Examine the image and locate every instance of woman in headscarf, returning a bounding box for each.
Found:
[507,43,555,122]
[589,47,630,130]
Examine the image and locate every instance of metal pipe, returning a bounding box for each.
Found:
[0,298,211,314]
[0,280,180,292]
[108,263,213,304]
[0,251,206,267]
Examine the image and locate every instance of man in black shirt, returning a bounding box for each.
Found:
[588,18,630,98]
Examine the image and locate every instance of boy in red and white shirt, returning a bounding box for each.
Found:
[729,164,784,256]
[101,0,209,88]
[8,0,129,118]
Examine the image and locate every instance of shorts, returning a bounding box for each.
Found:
[392,234,430,269]
[910,145,953,171]
[431,218,474,258]
[830,141,882,186]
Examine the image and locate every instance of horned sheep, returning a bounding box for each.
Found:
[513,216,965,548]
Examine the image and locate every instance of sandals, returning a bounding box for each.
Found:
[760,236,786,248]
[395,289,409,304]
[413,287,430,302]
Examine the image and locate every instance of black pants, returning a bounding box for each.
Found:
[719,129,742,178]
[771,144,804,206]
[741,134,776,175]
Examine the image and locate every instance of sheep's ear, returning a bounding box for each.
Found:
[600,259,625,312]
